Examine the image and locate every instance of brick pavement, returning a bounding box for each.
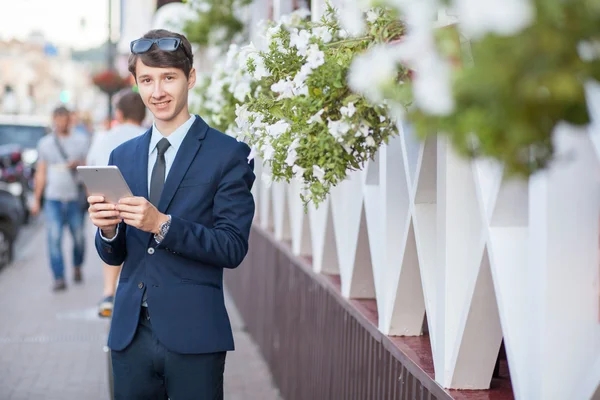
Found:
[0,217,281,400]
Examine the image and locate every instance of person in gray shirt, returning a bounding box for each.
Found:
[32,106,90,292]
[86,89,147,317]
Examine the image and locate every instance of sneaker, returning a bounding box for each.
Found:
[98,295,114,318]
[53,279,67,292]
[74,268,83,283]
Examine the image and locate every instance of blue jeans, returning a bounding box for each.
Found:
[44,200,85,280]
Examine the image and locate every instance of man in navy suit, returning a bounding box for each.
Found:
[88,29,255,399]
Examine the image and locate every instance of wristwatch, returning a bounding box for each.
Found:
[154,215,172,244]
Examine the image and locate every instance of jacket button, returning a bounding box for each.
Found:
[147,248,155,255]
[138,282,144,289]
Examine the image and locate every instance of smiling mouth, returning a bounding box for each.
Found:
[153,100,170,108]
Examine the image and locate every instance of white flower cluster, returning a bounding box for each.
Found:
[233,10,339,186]
[348,0,535,118]
[194,5,397,201]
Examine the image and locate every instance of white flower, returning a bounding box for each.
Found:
[578,41,600,62]
[313,26,333,44]
[379,115,386,122]
[313,165,326,182]
[266,120,290,137]
[293,8,311,20]
[295,84,309,97]
[340,102,356,118]
[235,104,251,131]
[252,56,271,80]
[271,79,295,99]
[365,136,376,147]
[262,144,276,161]
[412,54,455,116]
[306,45,325,69]
[280,8,311,27]
[273,38,287,53]
[266,25,281,42]
[290,29,312,56]
[292,164,305,178]
[285,150,297,166]
[339,2,367,37]
[233,80,252,102]
[327,119,351,140]
[289,137,301,150]
[366,9,379,24]
[357,122,370,137]
[349,45,398,103]
[251,113,266,130]
[247,146,257,162]
[308,109,325,124]
[238,42,257,66]
[293,64,313,87]
[455,0,534,39]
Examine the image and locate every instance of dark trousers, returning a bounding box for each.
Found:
[111,307,226,400]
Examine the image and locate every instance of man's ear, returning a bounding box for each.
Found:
[188,68,196,90]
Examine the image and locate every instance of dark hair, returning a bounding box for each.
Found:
[53,105,70,116]
[128,29,193,79]
[115,89,146,123]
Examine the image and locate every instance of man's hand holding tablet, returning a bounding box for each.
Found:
[88,196,121,239]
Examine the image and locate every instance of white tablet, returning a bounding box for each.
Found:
[76,166,133,204]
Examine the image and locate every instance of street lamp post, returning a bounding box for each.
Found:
[107,0,115,120]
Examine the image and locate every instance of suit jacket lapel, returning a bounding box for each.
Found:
[135,128,152,199]
[157,116,208,213]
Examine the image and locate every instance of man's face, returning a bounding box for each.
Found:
[53,113,70,133]
[135,59,196,123]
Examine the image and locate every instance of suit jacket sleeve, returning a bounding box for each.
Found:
[157,141,256,269]
[94,151,128,266]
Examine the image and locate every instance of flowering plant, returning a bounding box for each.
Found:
[351,0,600,176]
[92,69,129,95]
[183,0,251,55]
[193,5,406,206]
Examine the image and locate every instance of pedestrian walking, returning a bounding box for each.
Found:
[32,105,89,291]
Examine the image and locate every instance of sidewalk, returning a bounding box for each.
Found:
[0,218,280,400]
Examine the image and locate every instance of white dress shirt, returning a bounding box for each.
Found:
[147,114,196,192]
[100,115,196,243]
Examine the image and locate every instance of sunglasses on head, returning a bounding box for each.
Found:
[130,37,191,62]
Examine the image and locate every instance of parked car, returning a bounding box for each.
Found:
[0,144,31,222]
[0,114,50,221]
[0,185,25,267]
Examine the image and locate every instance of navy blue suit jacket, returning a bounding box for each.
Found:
[95,116,255,354]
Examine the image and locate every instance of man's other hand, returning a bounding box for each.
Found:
[116,197,169,235]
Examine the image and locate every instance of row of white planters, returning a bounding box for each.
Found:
[251,110,600,399]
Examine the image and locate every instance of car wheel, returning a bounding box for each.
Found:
[0,224,14,268]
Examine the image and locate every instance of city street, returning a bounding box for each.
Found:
[0,217,280,400]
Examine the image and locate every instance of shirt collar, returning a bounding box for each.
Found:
[149,115,196,155]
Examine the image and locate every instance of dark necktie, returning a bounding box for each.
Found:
[149,138,171,206]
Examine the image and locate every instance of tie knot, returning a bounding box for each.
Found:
[156,138,171,156]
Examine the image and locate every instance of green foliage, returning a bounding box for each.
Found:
[408,0,600,175]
